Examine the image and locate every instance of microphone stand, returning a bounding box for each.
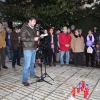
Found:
[42,47,54,80]
[32,58,53,85]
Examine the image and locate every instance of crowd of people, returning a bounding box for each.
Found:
[0,16,100,86]
[41,25,100,68]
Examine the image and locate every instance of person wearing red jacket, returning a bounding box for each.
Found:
[59,26,71,66]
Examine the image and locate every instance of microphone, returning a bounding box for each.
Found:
[36,24,43,29]
[39,25,43,29]
[39,34,48,39]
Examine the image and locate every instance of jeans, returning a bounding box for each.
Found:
[6,46,13,60]
[12,47,20,66]
[60,51,70,65]
[22,50,36,82]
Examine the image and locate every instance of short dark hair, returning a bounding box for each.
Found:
[0,22,2,24]
[89,29,93,32]
[93,25,97,28]
[15,26,21,29]
[27,16,37,23]
[7,26,12,29]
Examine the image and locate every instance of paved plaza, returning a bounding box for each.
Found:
[0,58,100,100]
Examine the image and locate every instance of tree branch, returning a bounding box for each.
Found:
[53,9,66,16]
[37,19,51,27]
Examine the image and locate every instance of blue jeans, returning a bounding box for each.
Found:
[6,46,13,60]
[12,47,20,66]
[22,50,36,82]
[60,51,70,65]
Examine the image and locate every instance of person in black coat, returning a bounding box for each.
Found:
[46,27,57,66]
[93,25,100,38]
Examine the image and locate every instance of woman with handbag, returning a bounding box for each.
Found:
[85,29,97,67]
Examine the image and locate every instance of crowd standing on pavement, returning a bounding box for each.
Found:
[0,16,100,86]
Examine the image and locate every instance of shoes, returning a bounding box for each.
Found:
[75,65,78,67]
[34,65,36,68]
[33,75,39,78]
[30,75,39,78]
[45,62,49,65]
[60,64,64,67]
[9,60,12,62]
[17,64,22,66]
[53,63,56,66]
[2,66,8,69]
[22,82,30,86]
[12,66,15,68]
[49,63,52,67]
[67,64,70,66]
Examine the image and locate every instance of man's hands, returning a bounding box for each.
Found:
[34,34,48,41]
[40,34,44,38]
[34,37,39,41]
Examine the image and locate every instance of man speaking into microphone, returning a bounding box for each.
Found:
[21,16,40,86]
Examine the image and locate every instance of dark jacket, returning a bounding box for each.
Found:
[6,31,12,46]
[47,34,57,51]
[21,23,38,50]
[10,31,19,50]
[93,30,100,38]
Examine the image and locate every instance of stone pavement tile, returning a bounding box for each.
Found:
[37,89,51,95]
[45,96,61,100]
[0,96,3,99]
[11,83,24,88]
[12,92,25,98]
[50,92,66,100]
[45,95,63,100]
[88,98,100,100]
[76,96,88,100]
[31,93,45,99]
[22,97,35,100]
[89,95,100,99]
[39,87,54,92]
[7,85,20,91]
[0,92,8,97]
[9,93,22,100]
[5,95,17,100]
[18,88,31,94]
[45,98,53,100]
[33,91,48,97]
[28,94,42,100]
[16,90,30,96]
[56,88,70,94]
[0,90,9,95]
[20,87,37,93]
[1,98,8,100]
[50,93,66,99]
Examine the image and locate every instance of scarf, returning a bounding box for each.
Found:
[87,34,94,43]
